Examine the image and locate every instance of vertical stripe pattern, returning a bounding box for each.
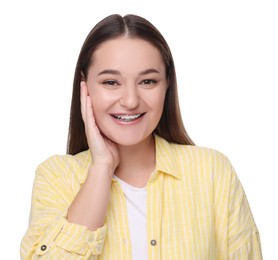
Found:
[20,135,262,259]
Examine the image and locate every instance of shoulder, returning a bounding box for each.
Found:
[175,143,231,166]
[165,141,238,196]
[36,150,91,183]
[155,135,234,179]
[175,144,233,175]
[157,135,231,166]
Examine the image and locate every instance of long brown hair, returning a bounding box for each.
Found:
[67,14,194,155]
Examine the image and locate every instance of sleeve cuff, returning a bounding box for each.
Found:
[35,215,107,256]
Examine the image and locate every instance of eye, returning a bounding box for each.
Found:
[140,79,158,86]
[103,80,118,86]
[102,80,120,87]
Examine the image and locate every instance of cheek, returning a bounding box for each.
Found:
[90,97,107,133]
[91,99,101,118]
[89,89,105,120]
[90,88,107,110]
[90,90,116,121]
[152,90,167,113]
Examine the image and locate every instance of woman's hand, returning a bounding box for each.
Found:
[67,82,118,231]
[80,81,119,174]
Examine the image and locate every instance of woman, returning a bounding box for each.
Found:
[20,14,262,259]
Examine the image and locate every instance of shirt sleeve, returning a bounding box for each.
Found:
[214,153,262,259]
[227,165,262,259]
[20,155,107,259]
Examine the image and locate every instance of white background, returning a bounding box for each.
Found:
[0,0,277,258]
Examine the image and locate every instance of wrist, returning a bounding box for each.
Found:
[89,163,115,179]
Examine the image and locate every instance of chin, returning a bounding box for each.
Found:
[106,131,153,147]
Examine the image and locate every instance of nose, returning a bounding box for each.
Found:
[119,86,140,109]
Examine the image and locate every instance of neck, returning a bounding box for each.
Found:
[115,134,156,187]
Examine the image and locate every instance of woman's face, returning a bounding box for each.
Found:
[85,36,167,146]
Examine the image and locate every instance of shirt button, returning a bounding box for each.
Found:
[150,239,157,246]
[41,245,47,251]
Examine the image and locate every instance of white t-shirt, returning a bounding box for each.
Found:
[114,176,148,260]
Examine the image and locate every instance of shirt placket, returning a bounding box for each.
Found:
[147,172,164,260]
[110,180,132,259]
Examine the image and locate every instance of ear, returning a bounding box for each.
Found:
[80,71,86,81]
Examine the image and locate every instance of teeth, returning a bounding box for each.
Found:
[113,114,142,121]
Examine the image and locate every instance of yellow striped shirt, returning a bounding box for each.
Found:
[20,135,262,259]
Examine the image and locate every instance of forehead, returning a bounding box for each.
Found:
[90,37,165,74]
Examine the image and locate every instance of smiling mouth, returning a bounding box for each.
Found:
[111,113,145,122]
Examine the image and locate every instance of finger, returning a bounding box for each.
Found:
[86,95,100,136]
[86,95,96,125]
[80,81,87,122]
[80,84,111,155]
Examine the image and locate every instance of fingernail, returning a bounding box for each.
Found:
[80,81,86,88]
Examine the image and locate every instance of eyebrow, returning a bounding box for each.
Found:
[97,68,160,76]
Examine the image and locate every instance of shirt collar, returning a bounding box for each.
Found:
[153,135,182,180]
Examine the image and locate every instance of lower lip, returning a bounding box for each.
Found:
[111,114,145,126]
